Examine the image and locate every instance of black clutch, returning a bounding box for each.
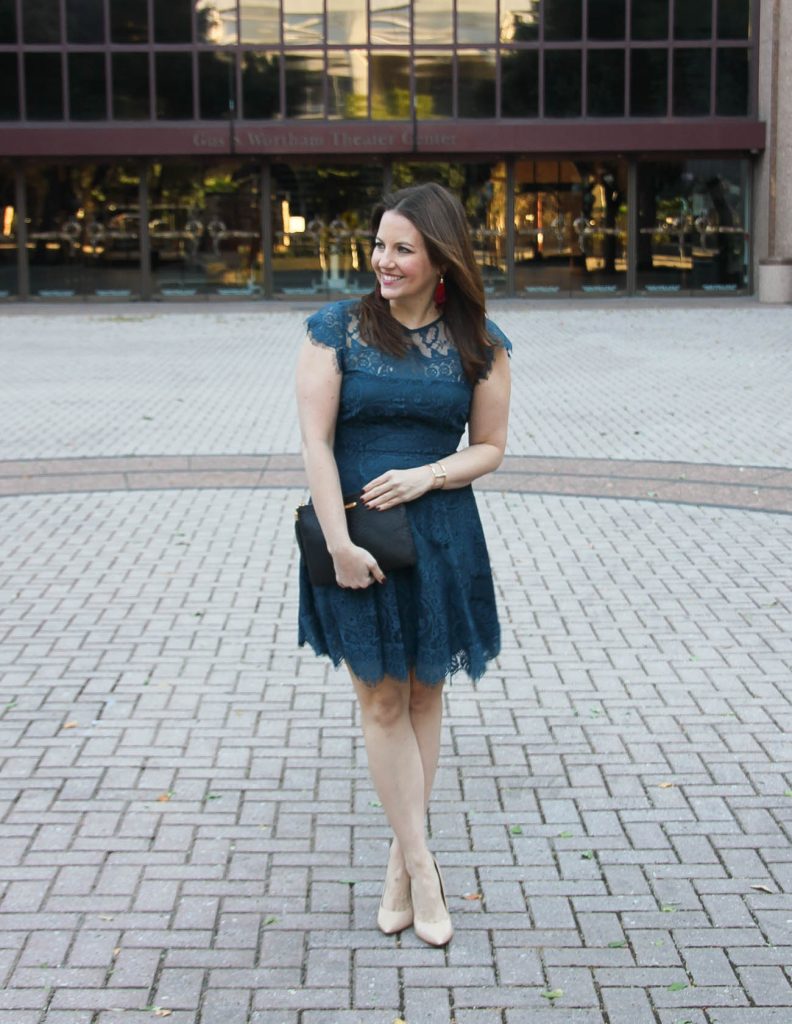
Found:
[295,496,417,587]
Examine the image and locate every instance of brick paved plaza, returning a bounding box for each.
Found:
[0,300,791,1024]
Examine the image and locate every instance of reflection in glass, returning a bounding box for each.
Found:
[673,48,711,115]
[588,49,624,116]
[457,0,496,44]
[370,52,410,118]
[200,52,236,118]
[285,53,325,118]
[284,0,324,45]
[271,163,382,296]
[414,54,452,119]
[328,51,368,118]
[328,0,366,43]
[197,1,239,43]
[149,162,262,296]
[154,0,192,42]
[544,0,582,41]
[631,0,668,39]
[501,50,538,116]
[66,0,105,43]
[630,49,667,116]
[156,53,194,119]
[370,0,410,44]
[500,0,539,41]
[0,0,16,43]
[457,51,496,117]
[25,54,63,120]
[718,0,750,40]
[69,54,107,120]
[239,1,279,44]
[414,0,452,44]
[674,0,711,39]
[716,49,749,116]
[23,0,60,43]
[588,0,625,39]
[637,159,748,293]
[544,50,581,117]
[110,0,148,42]
[242,52,281,118]
[26,163,144,298]
[0,54,19,119]
[113,53,150,118]
[0,166,16,297]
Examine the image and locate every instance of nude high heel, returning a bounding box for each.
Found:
[412,856,453,947]
[377,848,414,934]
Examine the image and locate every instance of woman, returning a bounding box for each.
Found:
[295,182,511,946]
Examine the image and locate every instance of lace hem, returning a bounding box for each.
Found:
[307,330,342,374]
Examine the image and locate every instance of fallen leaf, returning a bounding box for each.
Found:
[557,830,574,839]
[393,1019,407,1024]
[784,789,792,798]
[608,939,627,948]
[658,782,675,789]
[580,850,595,860]
[157,792,174,803]
[98,915,115,921]
[540,988,563,1002]
[204,793,221,801]
[510,825,523,835]
[369,800,382,808]
[750,884,774,894]
[661,903,679,913]
[263,916,277,926]
[463,892,482,901]
[667,981,688,992]
[153,1010,173,1018]
[113,947,121,957]
[63,721,79,729]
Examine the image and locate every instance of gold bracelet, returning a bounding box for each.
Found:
[429,462,447,489]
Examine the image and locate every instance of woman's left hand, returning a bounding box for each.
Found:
[362,466,436,510]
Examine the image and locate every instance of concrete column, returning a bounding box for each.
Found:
[756,0,792,302]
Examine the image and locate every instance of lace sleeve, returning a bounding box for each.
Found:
[478,318,512,381]
[305,301,349,374]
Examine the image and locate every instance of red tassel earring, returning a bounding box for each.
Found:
[433,274,446,307]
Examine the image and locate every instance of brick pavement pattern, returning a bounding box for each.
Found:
[1,302,791,1024]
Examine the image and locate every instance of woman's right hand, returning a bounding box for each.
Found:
[331,542,386,589]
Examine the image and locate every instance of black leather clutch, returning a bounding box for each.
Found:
[295,496,417,587]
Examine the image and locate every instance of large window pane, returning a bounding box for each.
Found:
[371,0,411,44]
[500,0,539,41]
[25,53,63,120]
[199,52,236,118]
[544,50,581,117]
[284,0,324,44]
[149,162,262,297]
[197,2,237,44]
[154,0,193,42]
[637,159,748,293]
[457,0,496,44]
[501,50,538,116]
[415,54,452,119]
[328,51,369,118]
[544,0,581,40]
[271,163,382,297]
[69,53,107,120]
[0,54,19,119]
[588,0,625,40]
[370,52,410,118]
[0,0,16,43]
[328,0,366,43]
[156,53,194,118]
[457,51,496,117]
[718,0,750,40]
[674,0,711,39]
[26,163,143,299]
[673,48,711,115]
[110,0,148,42]
[66,0,105,43]
[414,0,452,44]
[631,0,668,39]
[588,49,624,116]
[0,166,17,298]
[239,2,280,43]
[113,53,150,118]
[285,53,325,118]
[23,0,61,43]
[242,52,281,118]
[630,48,667,116]
[716,48,749,116]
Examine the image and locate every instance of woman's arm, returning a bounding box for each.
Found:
[295,339,385,588]
[362,345,511,509]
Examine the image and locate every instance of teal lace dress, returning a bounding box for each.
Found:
[298,299,511,686]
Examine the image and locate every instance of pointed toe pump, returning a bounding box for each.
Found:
[377,897,414,935]
[412,857,453,947]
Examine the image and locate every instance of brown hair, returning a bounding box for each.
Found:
[357,182,495,383]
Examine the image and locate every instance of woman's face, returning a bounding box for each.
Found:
[371,210,439,306]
